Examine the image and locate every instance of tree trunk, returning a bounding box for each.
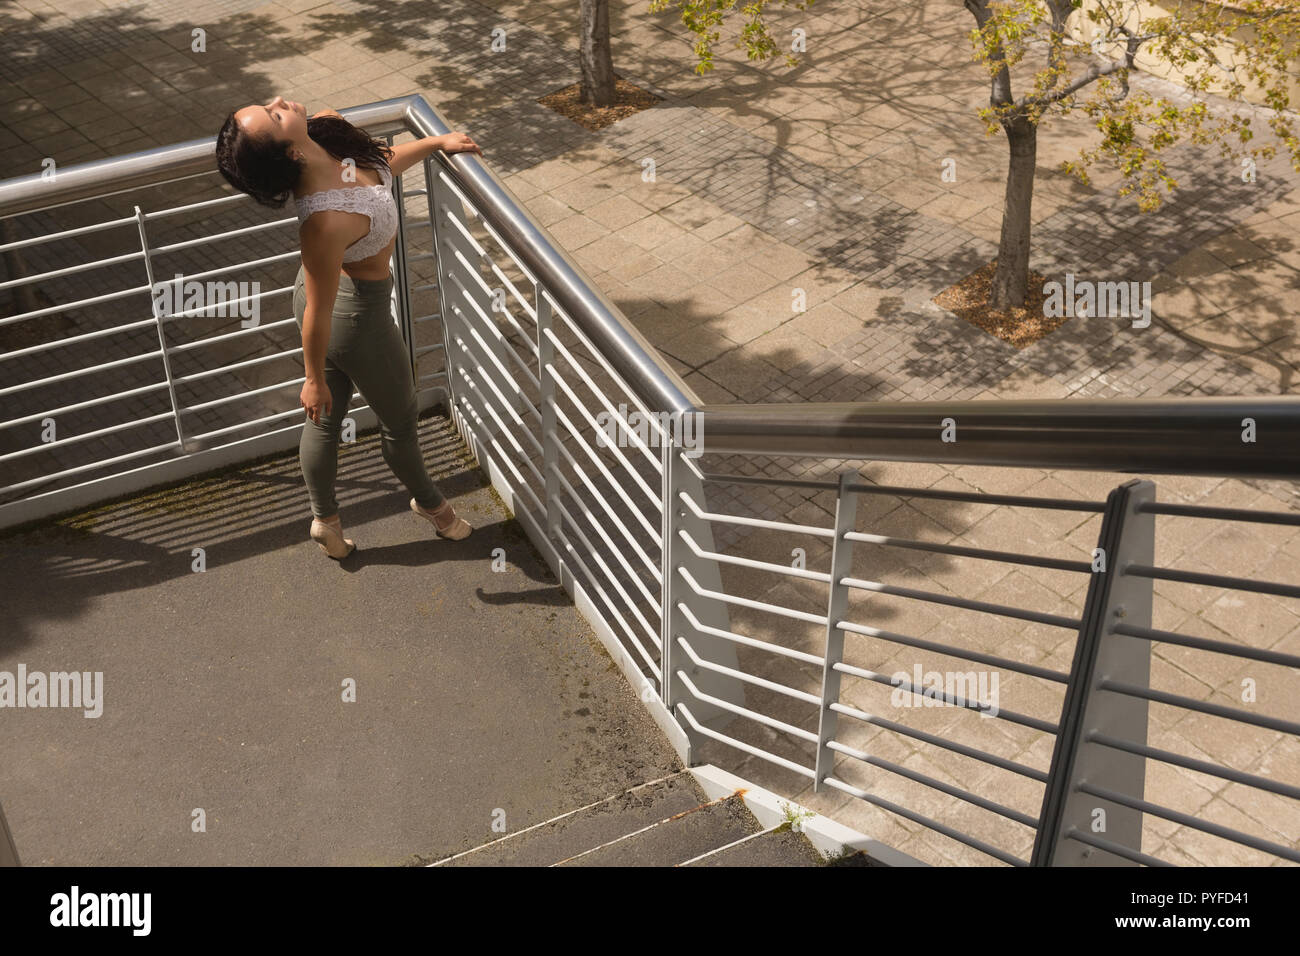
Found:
[579,0,616,107]
[990,114,1037,310]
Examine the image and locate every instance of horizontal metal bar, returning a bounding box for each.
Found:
[702,471,1105,513]
[843,529,1093,573]
[829,700,1049,782]
[1087,731,1300,801]
[151,216,293,256]
[545,501,663,681]
[1099,678,1300,736]
[0,315,157,361]
[677,490,835,538]
[826,738,1039,828]
[548,460,661,609]
[821,774,1027,866]
[141,191,249,221]
[675,565,828,627]
[839,575,1082,630]
[543,324,664,468]
[172,348,301,386]
[1124,563,1300,600]
[700,471,839,492]
[1137,500,1300,526]
[550,437,662,583]
[1077,781,1300,863]
[551,491,660,652]
[676,602,824,667]
[0,438,179,494]
[676,670,819,744]
[1060,828,1174,867]
[836,619,1070,683]
[0,280,149,328]
[0,212,137,251]
[676,527,833,585]
[0,246,143,292]
[831,661,1059,734]
[167,315,297,355]
[182,375,309,415]
[185,406,302,443]
[676,703,814,779]
[1114,621,1300,669]
[0,346,161,397]
[675,634,821,706]
[0,409,173,464]
[0,379,169,432]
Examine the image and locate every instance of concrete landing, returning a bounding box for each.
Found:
[0,409,686,865]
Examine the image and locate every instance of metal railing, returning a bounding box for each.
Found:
[3,95,1298,867]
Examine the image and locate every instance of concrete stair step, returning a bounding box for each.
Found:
[440,772,709,867]
[691,826,825,867]
[439,771,824,867]
[563,791,756,867]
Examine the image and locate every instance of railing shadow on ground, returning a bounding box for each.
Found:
[3,79,1299,869]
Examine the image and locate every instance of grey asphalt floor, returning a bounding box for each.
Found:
[0,410,684,865]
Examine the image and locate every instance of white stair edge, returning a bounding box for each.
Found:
[688,764,927,867]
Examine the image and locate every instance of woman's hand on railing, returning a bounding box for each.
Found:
[439,132,482,155]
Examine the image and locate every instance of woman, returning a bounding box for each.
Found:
[215,97,482,560]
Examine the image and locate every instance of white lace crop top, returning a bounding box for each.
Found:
[293,163,398,263]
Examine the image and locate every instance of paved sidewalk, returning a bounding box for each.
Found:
[3,0,1298,866]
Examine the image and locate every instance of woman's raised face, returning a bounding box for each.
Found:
[233,95,308,147]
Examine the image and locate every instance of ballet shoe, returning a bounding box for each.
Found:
[410,497,472,540]
[310,515,357,559]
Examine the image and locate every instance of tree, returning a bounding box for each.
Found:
[648,0,815,75]
[653,1,1300,312]
[580,0,618,106]
[966,0,1300,309]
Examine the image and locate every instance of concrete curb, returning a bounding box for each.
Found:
[688,764,926,867]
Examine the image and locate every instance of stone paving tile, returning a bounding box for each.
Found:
[4,0,1299,868]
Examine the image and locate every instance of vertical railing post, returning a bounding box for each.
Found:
[425,160,468,431]
[660,435,681,716]
[815,470,859,792]
[661,434,744,757]
[134,205,185,453]
[1033,478,1155,865]
[536,284,561,543]
[388,149,416,378]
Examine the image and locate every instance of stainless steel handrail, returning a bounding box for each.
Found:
[5,94,1296,869]
[3,93,1297,482]
[698,397,1300,477]
[0,95,701,426]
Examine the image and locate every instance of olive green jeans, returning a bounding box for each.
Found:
[292,263,446,518]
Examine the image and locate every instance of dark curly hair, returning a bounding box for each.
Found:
[215,112,395,208]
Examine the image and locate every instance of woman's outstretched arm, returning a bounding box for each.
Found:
[387,132,481,175]
[306,104,481,173]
